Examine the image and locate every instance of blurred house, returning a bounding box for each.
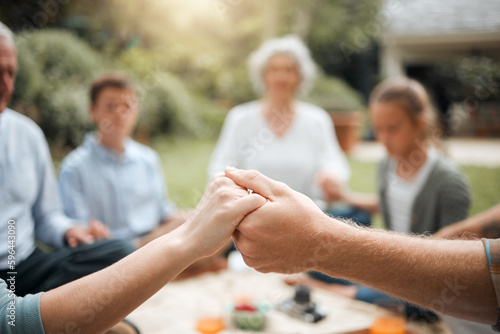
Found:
[379,0,500,137]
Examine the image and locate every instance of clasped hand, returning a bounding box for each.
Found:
[225,167,331,274]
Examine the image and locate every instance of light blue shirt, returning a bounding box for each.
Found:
[0,279,44,334]
[59,133,176,240]
[0,109,75,270]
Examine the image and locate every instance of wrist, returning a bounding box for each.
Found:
[310,217,358,274]
[153,226,201,268]
[165,223,209,263]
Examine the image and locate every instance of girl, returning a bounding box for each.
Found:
[289,77,471,321]
[329,77,471,234]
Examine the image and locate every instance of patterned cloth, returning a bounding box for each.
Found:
[483,238,500,331]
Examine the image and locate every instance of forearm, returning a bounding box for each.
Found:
[342,192,379,213]
[226,168,498,325]
[40,226,197,333]
[314,221,497,324]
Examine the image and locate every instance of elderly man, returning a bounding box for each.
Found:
[0,22,134,299]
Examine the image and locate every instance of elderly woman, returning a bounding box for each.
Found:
[208,35,350,210]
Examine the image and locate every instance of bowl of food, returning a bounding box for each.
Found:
[232,302,268,331]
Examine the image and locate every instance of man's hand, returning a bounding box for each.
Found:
[226,168,334,274]
[176,173,267,259]
[65,219,111,248]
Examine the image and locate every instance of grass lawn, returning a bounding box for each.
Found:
[148,136,500,229]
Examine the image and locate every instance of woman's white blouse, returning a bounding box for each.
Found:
[208,100,350,206]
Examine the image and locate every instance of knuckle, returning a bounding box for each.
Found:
[246,169,261,182]
[211,173,228,186]
[215,186,233,201]
[212,172,225,180]
[272,181,288,196]
[219,201,233,214]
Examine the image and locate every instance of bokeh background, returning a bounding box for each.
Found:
[1,0,499,223]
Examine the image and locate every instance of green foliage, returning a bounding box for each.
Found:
[115,39,257,106]
[136,73,196,137]
[12,42,42,104]
[137,73,224,139]
[307,1,382,68]
[435,56,500,102]
[40,84,93,147]
[214,64,257,104]
[19,30,102,79]
[11,29,227,148]
[116,50,227,139]
[7,0,383,147]
[307,74,365,111]
[13,29,103,146]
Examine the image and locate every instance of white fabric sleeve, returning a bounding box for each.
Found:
[207,107,244,179]
[317,110,351,182]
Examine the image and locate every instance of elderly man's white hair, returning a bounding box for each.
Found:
[248,35,317,96]
[0,22,15,45]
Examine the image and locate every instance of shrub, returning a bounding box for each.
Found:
[13,29,103,146]
[11,29,227,148]
[214,64,257,105]
[435,56,500,102]
[306,74,365,112]
[136,72,225,140]
[117,49,227,140]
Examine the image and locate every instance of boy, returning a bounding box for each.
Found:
[59,72,187,247]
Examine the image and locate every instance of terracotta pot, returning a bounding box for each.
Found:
[329,111,364,153]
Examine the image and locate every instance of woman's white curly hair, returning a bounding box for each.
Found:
[248,35,317,96]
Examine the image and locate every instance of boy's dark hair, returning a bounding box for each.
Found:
[90,72,136,105]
